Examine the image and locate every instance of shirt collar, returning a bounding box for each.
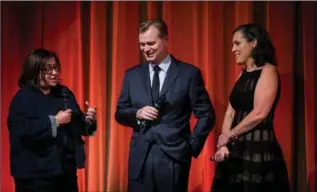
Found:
[149,54,171,72]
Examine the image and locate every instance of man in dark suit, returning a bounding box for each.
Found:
[115,19,216,192]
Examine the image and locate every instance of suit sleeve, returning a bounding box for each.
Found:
[115,71,138,128]
[7,91,55,142]
[189,69,216,158]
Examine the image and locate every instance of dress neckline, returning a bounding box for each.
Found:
[244,68,263,73]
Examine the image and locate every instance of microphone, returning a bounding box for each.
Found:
[60,87,69,110]
[60,87,73,148]
[139,94,166,133]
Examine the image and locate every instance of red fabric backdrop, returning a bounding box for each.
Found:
[1,2,316,192]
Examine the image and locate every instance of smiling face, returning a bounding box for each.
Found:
[139,26,168,64]
[231,31,256,65]
[39,57,60,89]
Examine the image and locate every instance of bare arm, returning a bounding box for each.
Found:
[221,103,235,135]
[229,64,278,138]
[221,71,242,135]
[212,104,234,162]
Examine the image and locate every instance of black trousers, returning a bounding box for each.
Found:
[128,143,191,192]
[14,160,78,192]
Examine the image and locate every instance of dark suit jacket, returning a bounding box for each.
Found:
[115,56,215,179]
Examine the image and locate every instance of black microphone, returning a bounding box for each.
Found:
[139,94,166,133]
[60,87,69,110]
[60,87,74,149]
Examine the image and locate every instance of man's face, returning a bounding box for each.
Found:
[139,26,168,64]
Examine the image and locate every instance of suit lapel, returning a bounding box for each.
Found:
[160,56,179,96]
[140,63,152,103]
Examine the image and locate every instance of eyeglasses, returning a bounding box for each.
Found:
[42,65,61,74]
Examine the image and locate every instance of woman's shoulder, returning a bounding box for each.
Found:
[15,87,39,98]
[9,87,39,107]
[262,63,277,72]
[259,63,279,80]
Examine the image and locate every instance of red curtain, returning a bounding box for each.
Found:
[1,2,316,192]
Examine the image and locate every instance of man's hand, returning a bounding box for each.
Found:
[85,101,97,124]
[55,109,72,126]
[136,106,158,121]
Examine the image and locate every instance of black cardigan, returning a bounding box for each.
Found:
[7,86,96,179]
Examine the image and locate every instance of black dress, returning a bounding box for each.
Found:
[211,69,290,192]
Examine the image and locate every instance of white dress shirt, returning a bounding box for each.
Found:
[149,55,171,92]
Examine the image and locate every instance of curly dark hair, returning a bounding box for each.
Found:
[233,23,277,67]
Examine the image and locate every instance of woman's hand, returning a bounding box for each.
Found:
[212,146,229,162]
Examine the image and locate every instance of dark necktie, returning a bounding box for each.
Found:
[151,65,161,103]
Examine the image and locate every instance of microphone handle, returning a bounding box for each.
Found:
[139,96,166,133]
[64,102,68,110]
[140,103,160,127]
[63,95,68,110]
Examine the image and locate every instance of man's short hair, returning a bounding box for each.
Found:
[139,19,168,38]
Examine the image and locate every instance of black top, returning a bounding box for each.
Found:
[7,85,96,179]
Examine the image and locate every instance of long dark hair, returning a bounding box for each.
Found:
[233,23,277,67]
[18,48,61,89]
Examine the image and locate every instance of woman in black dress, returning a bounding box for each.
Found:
[211,24,290,192]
